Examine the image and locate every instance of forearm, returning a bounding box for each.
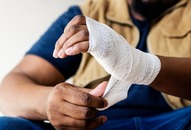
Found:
[86,17,191,100]
[150,56,191,100]
[0,72,52,120]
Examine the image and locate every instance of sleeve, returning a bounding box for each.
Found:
[26,6,83,79]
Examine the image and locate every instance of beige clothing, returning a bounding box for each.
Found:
[72,0,191,109]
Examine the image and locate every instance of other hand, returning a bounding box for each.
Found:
[53,15,89,59]
[46,82,108,130]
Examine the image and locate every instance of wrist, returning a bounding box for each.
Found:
[35,86,53,120]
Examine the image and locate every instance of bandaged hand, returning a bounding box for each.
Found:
[53,15,161,110]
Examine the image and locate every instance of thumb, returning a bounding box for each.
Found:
[89,81,108,97]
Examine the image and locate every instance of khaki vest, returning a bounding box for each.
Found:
[72,0,191,109]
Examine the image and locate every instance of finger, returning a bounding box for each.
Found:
[89,81,108,97]
[61,15,87,49]
[86,116,107,130]
[57,83,107,108]
[64,15,86,33]
[58,30,89,58]
[59,15,86,53]
[64,29,89,52]
[57,101,98,120]
[51,114,87,129]
[57,126,84,130]
[65,41,89,56]
[53,25,87,58]
[53,116,107,130]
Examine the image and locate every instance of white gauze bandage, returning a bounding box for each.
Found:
[85,17,161,110]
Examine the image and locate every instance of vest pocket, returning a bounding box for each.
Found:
[161,24,191,57]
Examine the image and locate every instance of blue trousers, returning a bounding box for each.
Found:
[0,106,191,130]
[0,117,54,130]
[97,106,191,130]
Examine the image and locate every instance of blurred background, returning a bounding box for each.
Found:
[0,0,83,115]
[0,0,83,82]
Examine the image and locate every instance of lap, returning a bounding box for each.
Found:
[97,106,191,130]
[142,106,191,130]
[0,116,54,130]
[1,106,191,130]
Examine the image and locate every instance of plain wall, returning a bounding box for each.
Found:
[0,0,83,116]
[0,0,83,82]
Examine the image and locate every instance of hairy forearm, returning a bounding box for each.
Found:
[150,56,191,100]
[0,72,52,120]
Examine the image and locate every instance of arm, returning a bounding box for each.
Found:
[0,55,63,120]
[53,15,191,101]
[151,56,191,100]
[0,7,108,129]
[0,54,107,129]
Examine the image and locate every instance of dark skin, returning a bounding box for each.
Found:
[0,54,108,130]
[127,0,191,99]
[128,0,180,21]
[0,0,189,130]
[54,14,191,100]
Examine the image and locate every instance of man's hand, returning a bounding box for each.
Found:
[53,15,89,59]
[46,82,108,130]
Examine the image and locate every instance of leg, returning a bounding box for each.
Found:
[184,123,191,130]
[0,116,55,130]
[141,106,191,130]
[96,106,191,130]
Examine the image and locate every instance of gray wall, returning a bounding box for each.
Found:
[0,0,83,116]
[0,0,83,82]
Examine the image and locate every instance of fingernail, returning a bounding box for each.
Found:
[53,49,58,58]
[104,100,108,107]
[100,100,108,108]
[65,47,73,55]
[58,50,65,58]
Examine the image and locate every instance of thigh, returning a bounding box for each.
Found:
[0,116,55,130]
[141,106,191,130]
[96,106,191,130]
[96,118,136,130]
[183,120,191,130]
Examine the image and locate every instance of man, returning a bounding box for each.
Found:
[0,0,191,130]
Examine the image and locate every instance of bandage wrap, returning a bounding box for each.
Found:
[85,16,161,110]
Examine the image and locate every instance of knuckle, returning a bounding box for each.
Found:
[75,44,82,52]
[72,119,87,128]
[55,83,67,91]
[53,85,63,95]
[82,107,89,115]
[80,30,89,38]
[81,93,90,105]
[55,40,62,48]
[51,83,67,99]
[82,108,92,118]
[77,42,89,53]
[74,15,85,24]
[68,25,78,34]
